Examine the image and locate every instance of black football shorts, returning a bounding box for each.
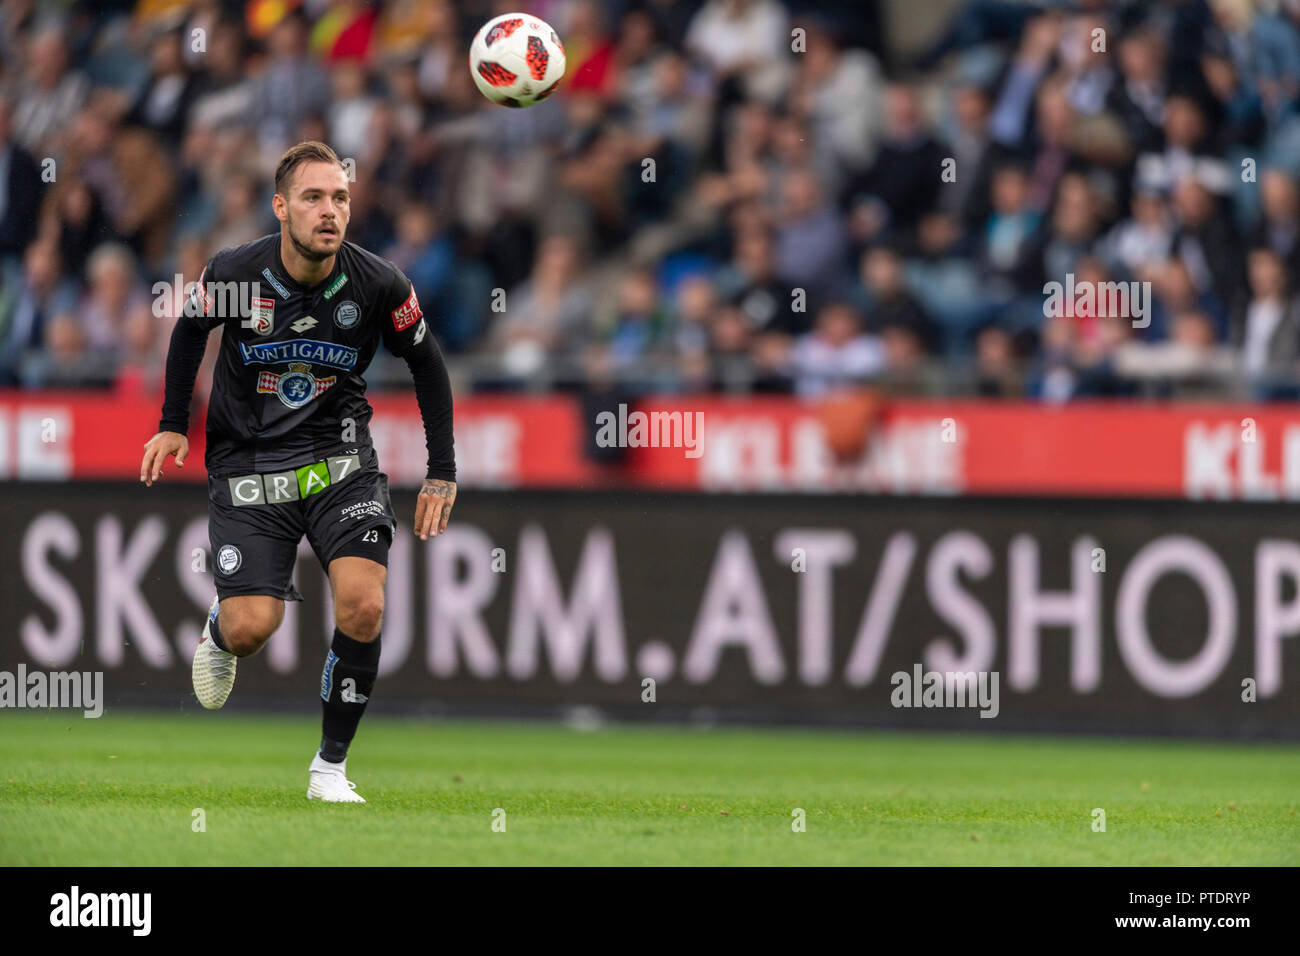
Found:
[207,449,397,601]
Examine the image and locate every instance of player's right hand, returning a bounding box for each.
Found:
[140,431,189,486]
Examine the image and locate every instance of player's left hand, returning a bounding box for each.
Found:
[414,478,456,540]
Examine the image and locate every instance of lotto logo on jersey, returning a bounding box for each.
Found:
[391,286,422,331]
[246,297,275,334]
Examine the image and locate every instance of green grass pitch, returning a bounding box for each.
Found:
[1,711,1296,865]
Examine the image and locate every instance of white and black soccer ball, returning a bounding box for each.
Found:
[469,13,566,108]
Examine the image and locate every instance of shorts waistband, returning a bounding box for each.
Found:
[226,454,362,507]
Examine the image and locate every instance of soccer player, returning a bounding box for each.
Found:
[139,142,456,803]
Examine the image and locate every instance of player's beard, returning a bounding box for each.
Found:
[286,214,340,262]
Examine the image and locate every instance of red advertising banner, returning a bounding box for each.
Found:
[622,399,1300,499]
[0,392,593,488]
[1,390,1298,498]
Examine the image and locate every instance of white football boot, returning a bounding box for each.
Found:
[192,596,238,710]
[307,753,367,803]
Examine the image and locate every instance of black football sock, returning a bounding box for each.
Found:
[208,610,230,653]
[318,628,380,763]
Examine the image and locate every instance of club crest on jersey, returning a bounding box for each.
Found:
[334,300,360,329]
[391,286,422,331]
[257,362,337,408]
[243,296,275,334]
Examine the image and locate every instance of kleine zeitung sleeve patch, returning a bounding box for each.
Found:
[188,265,212,317]
[391,286,422,331]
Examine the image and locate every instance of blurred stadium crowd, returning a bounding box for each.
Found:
[2,0,1300,401]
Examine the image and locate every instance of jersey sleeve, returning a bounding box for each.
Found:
[183,255,227,332]
[379,265,427,357]
[380,265,457,481]
[158,255,221,434]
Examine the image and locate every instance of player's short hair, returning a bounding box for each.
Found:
[274,141,345,196]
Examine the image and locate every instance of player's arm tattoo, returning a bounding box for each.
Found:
[414,478,457,539]
[420,478,456,512]
[420,478,455,498]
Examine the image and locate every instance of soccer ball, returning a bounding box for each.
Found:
[469,13,566,108]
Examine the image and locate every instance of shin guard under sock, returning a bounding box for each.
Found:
[319,628,380,763]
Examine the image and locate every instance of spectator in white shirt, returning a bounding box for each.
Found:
[1234,246,1300,380]
[11,25,88,156]
[686,0,790,103]
[790,301,884,397]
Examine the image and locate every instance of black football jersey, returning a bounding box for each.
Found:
[184,235,433,477]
